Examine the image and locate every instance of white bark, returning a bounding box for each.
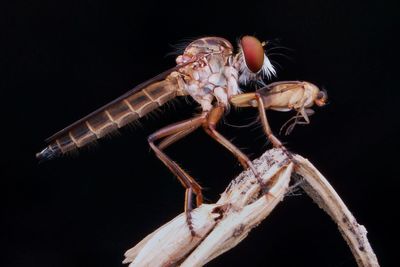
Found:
[123,149,379,267]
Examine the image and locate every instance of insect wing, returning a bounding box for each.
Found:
[257,81,304,96]
[45,61,194,143]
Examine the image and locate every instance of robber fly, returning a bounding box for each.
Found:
[37,36,327,235]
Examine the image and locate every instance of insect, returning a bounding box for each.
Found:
[37,36,327,235]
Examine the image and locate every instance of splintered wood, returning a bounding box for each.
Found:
[123,149,379,267]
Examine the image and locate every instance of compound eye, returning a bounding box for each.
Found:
[317,90,327,100]
[315,90,328,106]
[240,36,265,73]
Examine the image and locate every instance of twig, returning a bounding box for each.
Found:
[123,149,379,267]
[294,155,379,267]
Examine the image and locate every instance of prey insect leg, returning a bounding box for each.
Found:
[203,105,267,192]
[147,114,207,236]
[279,108,313,135]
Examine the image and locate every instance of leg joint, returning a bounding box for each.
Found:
[204,122,216,131]
[147,135,155,144]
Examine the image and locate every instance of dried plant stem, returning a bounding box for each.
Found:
[294,155,379,267]
[123,149,379,267]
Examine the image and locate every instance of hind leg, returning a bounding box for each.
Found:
[147,114,206,236]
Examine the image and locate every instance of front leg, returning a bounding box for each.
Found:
[255,94,292,158]
[202,105,267,192]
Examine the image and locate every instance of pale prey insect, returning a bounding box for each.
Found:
[37,36,327,235]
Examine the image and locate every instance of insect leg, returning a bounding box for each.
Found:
[158,127,198,150]
[147,114,207,235]
[282,108,314,135]
[255,94,292,158]
[203,105,267,192]
[279,112,302,135]
[301,108,314,122]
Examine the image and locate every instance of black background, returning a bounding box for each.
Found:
[1,1,399,266]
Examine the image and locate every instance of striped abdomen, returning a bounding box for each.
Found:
[37,77,180,161]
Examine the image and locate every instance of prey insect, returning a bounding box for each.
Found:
[37,36,327,235]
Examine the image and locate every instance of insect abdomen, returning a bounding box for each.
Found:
[36,80,178,161]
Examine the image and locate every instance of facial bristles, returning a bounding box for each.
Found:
[262,54,277,79]
[237,48,276,85]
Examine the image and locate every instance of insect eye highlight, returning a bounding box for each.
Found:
[240,36,265,73]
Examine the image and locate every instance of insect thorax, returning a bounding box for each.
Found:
[174,38,239,111]
[185,37,233,57]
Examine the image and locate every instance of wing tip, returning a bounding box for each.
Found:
[36,146,60,162]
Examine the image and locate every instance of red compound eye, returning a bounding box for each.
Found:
[240,36,264,73]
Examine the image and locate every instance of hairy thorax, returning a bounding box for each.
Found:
[174,37,241,111]
[175,54,239,111]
